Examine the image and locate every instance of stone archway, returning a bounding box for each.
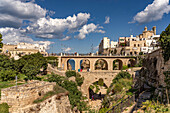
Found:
[113,59,123,70]
[94,59,108,70]
[88,78,108,100]
[128,59,136,67]
[80,59,90,71]
[67,59,75,70]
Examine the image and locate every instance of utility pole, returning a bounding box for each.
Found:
[91,44,94,53]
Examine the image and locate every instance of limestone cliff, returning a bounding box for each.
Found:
[0,81,73,113]
[136,49,170,103]
[16,93,72,113]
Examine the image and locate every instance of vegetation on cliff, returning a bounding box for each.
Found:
[46,72,87,112]
[0,103,9,113]
[159,24,170,62]
[101,71,133,111]
[0,33,3,52]
[140,100,169,113]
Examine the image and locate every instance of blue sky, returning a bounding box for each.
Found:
[0,0,170,53]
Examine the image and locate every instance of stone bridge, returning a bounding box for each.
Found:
[79,71,120,99]
[58,55,136,71]
[47,64,140,99]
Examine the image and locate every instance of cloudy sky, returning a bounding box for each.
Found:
[0,0,170,53]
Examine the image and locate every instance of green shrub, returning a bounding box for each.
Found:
[89,85,95,90]
[65,70,76,78]
[0,103,9,113]
[122,65,128,70]
[95,84,100,93]
[17,73,27,81]
[47,73,87,111]
[99,107,109,113]
[112,71,131,83]
[75,73,84,86]
[113,83,123,93]
[98,78,104,86]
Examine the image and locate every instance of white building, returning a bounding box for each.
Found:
[98,37,118,54]
[140,35,160,54]
[17,42,47,53]
[110,41,118,48]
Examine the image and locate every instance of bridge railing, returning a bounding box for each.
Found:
[106,90,140,113]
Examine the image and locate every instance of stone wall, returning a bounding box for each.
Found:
[0,81,73,113]
[12,93,72,113]
[1,81,56,108]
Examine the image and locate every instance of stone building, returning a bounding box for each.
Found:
[2,42,48,60]
[98,37,118,55]
[98,26,159,56]
[118,26,160,56]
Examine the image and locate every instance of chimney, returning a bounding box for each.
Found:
[152,26,156,35]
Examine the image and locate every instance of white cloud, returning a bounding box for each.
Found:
[0,27,52,50]
[130,0,170,24]
[95,29,105,33]
[61,36,71,41]
[0,0,105,44]
[63,47,71,52]
[104,16,110,24]
[0,0,47,28]
[75,23,105,39]
[26,13,91,39]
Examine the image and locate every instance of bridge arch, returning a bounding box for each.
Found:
[80,59,90,71]
[67,59,76,70]
[88,78,108,99]
[113,59,123,70]
[94,59,108,70]
[127,58,136,67]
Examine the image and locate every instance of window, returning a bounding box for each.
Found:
[134,44,136,47]
[130,52,132,55]
[144,43,146,47]
[138,44,140,47]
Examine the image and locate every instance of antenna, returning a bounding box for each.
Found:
[91,44,94,53]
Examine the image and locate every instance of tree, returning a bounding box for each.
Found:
[0,55,16,81]
[0,33,3,52]
[159,24,170,62]
[14,53,47,79]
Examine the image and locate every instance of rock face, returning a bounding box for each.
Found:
[16,93,72,113]
[0,80,72,113]
[137,49,170,103]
